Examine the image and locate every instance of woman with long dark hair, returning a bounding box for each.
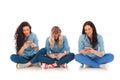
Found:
[75,21,114,68]
[10,21,46,68]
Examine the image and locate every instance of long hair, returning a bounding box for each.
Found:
[49,26,63,48]
[82,21,98,48]
[14,21,31,52]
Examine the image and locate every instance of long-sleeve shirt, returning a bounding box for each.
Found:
[78,34,105,58]
[45,35,70,54]
[21,32,39,59]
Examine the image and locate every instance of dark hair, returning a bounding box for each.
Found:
[14,21,31,52]
[82,21,98,48]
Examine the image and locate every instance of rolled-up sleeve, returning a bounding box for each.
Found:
[63,36,70,52]
[45,37,51,53]
[98,35,105,55]
[78,35,84,51]
[33,34,39,47]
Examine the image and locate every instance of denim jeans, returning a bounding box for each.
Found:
[10,48,47,64]
[75,53,114,68]
[38,52,75,66]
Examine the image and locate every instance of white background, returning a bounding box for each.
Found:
[0,0,120,80]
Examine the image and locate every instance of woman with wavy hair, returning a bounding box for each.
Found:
[44,26,74,69]
[75,21,114,68]
[10,21,46,69]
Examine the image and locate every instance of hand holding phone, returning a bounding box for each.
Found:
[26,41,32,46]
[85,47,91,51]
[23,41,32,49]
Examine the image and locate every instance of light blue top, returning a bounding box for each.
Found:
[21,32,39,59]
[78,34,105,58]
[45,35,70,54]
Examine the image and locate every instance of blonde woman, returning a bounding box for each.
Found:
[44,26,74,69]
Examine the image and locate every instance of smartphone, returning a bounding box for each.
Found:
[26,41,32,45]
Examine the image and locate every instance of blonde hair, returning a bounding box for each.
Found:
[49,26,63,48]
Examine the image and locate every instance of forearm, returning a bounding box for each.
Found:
[93,50,103,57]
[18,46,25,56]
[79,50,87,55]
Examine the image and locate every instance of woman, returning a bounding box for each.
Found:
[10,21,46,69]
[75,21,114,68]
[44,26,74,69]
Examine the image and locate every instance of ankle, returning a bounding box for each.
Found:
[26,62,32,67]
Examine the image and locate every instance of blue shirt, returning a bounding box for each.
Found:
[78,34,105,58]
[21,32,39,59]
[45,35,70,54]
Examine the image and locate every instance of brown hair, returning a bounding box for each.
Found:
[82,21,98,48]
[14,21,31,52]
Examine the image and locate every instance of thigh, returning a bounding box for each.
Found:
[39,55,56,64]
[94,53,114,64]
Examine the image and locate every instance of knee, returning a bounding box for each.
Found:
[40,48,47,52]
[105,53,114,62]
[75,54,85,63]
[108,53,114,62]
[75,54,81,61]
[10,54,16,62]
[37,48,47,55]
[68,53,75,60]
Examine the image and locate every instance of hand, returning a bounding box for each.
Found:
[88,48,96,54]
[80,48,90,54]
[47,54,57,59]
[86,48,103,57]
[57,53,66,58]
[31,42,37,48]
[23,41,32,49]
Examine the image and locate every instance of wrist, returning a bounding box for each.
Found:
[94,50,97,54]
[32,44,37,48]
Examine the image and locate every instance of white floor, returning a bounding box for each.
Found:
[2,58,118,80]
[0,1,120,80]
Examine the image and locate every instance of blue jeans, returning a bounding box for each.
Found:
[38,52,75,66]
[75,53,114,68]
[10,48,46,64]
